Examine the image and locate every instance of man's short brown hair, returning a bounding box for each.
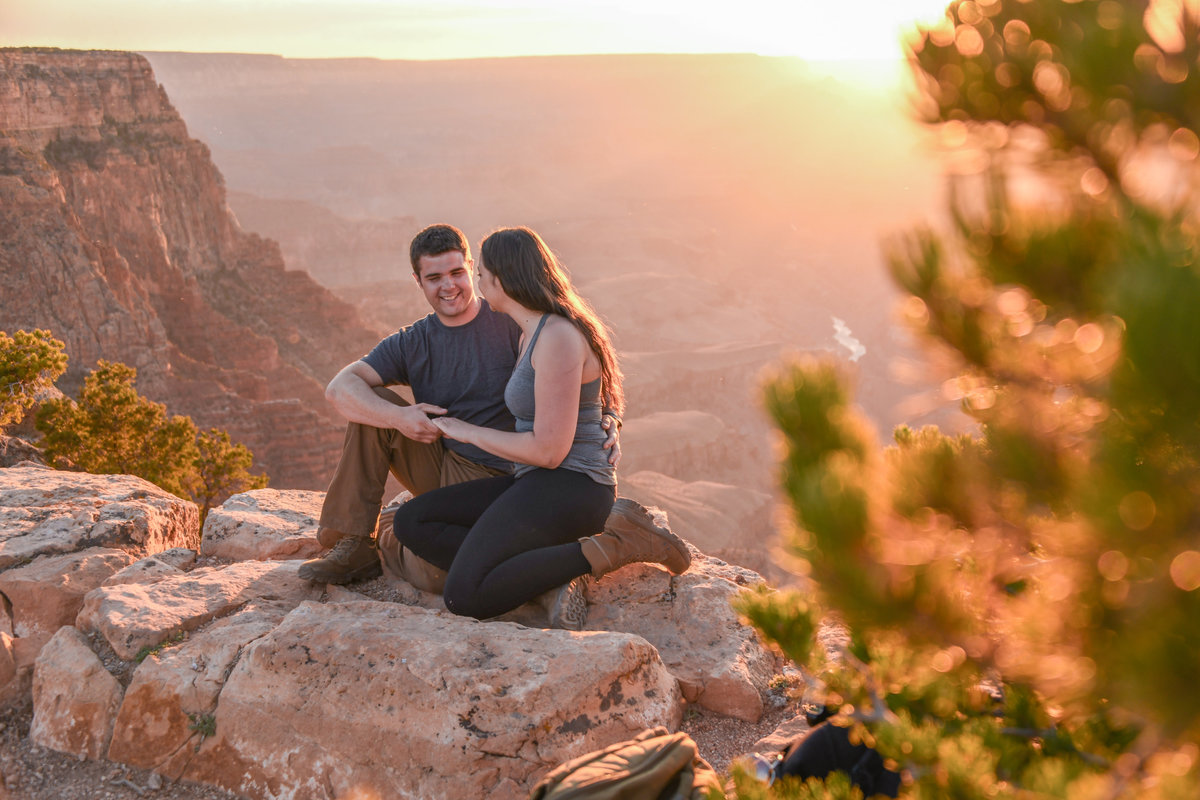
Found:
[410,224,470,275]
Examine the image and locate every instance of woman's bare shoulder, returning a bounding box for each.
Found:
[542,314,585,341]
[533,315,587,362]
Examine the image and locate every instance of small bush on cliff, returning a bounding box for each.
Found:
[42,135,108,170]
[0,328,67,428]
[33,356,267,520]
[735,1,1200,798]
[192,427,268,524]
[38,360,200,497]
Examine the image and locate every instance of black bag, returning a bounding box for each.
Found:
[773,722,901,798]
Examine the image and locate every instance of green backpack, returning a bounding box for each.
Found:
[529,726,725,800]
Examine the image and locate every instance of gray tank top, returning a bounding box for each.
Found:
[503,315,616,485]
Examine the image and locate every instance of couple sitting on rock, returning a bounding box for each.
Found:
[299,223,690,628]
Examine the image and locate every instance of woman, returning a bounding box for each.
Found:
[391,226,688,626]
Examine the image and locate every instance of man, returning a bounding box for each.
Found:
[300,224,688,603]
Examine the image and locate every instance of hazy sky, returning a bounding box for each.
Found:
[2,0,950,63]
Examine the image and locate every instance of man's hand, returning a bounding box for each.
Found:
[601,414,622,467]
[395,403,447,443]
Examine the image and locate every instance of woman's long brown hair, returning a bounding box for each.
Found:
[480,227,624,414]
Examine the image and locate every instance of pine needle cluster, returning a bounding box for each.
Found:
[737,1,1200,797]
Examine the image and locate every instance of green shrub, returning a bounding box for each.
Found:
[0,329,67,428]
[35,359,268,516]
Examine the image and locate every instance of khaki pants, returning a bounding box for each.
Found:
[319,386,505,592]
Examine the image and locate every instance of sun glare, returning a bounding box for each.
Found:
[2,0,953,65]
[731,0,951,61]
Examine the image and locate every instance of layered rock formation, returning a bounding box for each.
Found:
[225,190,418,291]
[0,49,380,489]
[1,464,784,798]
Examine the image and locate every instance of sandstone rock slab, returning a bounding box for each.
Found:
[102,548,196,587]
[77,560,322,660]
[0,632,18,706]
[201,489,324,561]
[333,507,779,722]
[6,636,44,704]
[0,545,140,707]
[203,490,778,722]
[0,466,198,569]
[177,601,683,800]
[0,547,135,647]
[584,552,780,722]
[30,626,123,760]
[108,603,289,770]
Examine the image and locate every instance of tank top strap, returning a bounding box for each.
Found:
[520,314,551,366]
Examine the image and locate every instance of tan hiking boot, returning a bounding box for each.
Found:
[298,535,382,584]
[537,577,589,630]
[579,498,692,579]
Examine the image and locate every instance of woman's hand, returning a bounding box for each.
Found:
[396,403,447,443]
[430,416,477,444]
[601,414,622,467]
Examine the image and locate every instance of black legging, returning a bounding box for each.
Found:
[392,468,614,620]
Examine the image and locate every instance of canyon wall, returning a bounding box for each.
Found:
[0,48,379,488]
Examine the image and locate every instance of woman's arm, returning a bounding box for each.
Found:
[432,317,587,468]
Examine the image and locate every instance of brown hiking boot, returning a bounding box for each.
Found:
[537,576,589,630]
[579,498,691,579]
[298,535,382,584]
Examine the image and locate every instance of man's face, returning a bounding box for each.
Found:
[414,251,477,324]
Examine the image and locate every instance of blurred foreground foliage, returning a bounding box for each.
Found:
[1,338,270,523]
[736,1,1200,797]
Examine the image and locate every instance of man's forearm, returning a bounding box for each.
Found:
[326,380,405,429]
[326,361,444,443]
[325,362,404,429]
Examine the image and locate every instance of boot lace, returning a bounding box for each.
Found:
[328,535,368,563]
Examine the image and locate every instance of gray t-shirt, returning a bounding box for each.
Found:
[362,300,521,472]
